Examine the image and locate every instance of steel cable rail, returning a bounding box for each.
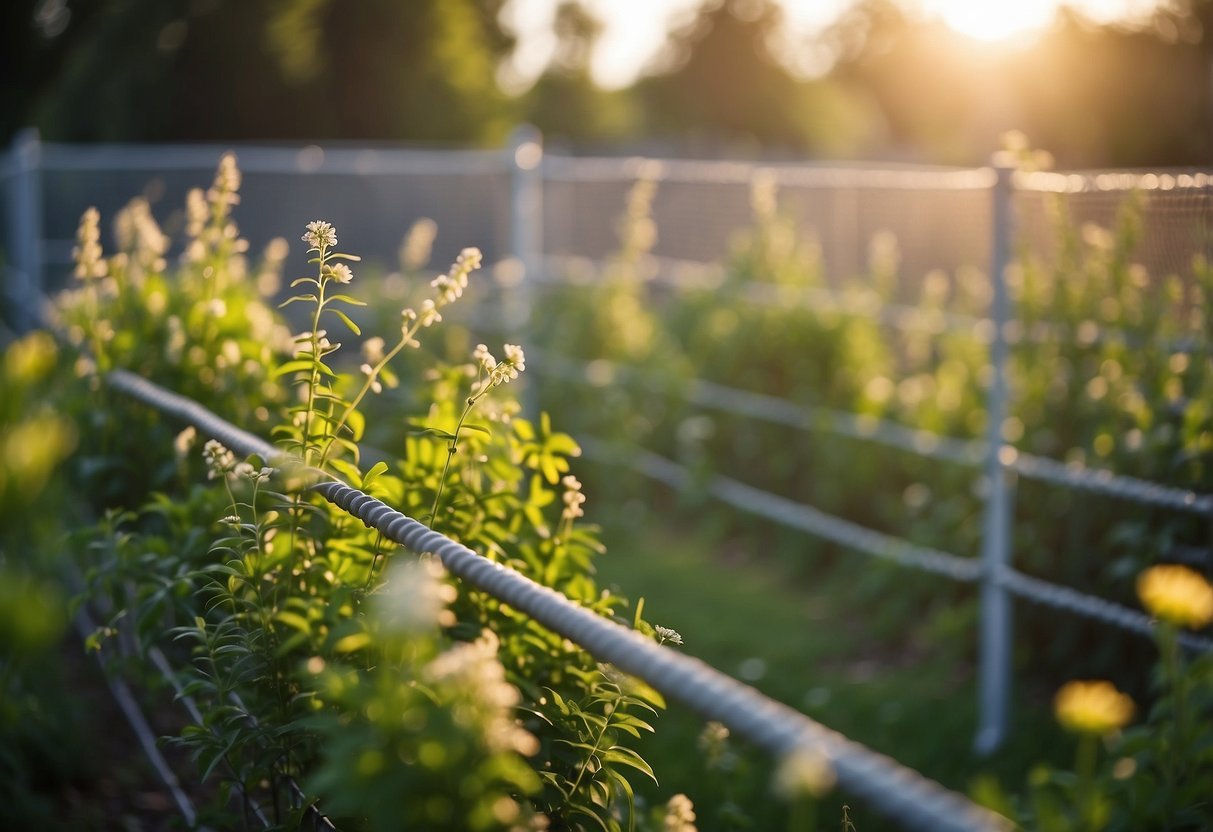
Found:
[1000,568,1213,654]
[571,435,1213,654]
[530,350,1213,516]
[575,437,980,583]
[102,368,1011,832]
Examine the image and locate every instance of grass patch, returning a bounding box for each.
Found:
[592,489,1070,829]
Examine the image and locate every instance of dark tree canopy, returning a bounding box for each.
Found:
[7,0,516,145]
[3,0,1211,166]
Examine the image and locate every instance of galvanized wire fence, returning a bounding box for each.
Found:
[5,128,1213,826]
[103,367,1012,832]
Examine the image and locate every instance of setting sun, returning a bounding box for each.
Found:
[916,0,1159,42]
[922,0,1058,41]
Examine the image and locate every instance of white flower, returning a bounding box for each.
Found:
[328,262,353,284]
[360,363,383,394]
[473,343,497,369]
[376,558,458,635]
[663,794,697,832]
[561,475,586,520]
[72,207,107,280]
[654,625,683,646]
[362,336,386,364]
[503,343,526,373]
[302,220,337,249]
[418,299,442,327]
[173,426,197,459]
[202,439,235,480]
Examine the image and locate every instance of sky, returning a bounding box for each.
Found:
[500,0,1165,89]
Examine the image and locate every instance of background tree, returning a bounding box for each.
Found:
[635,0,877,156]
[9,0,517,145]
[522,2,637,146]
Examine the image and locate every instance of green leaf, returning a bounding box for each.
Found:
[462,423,492,437]
[327,293,368,307]
[346,407,366,442]
[331,309,361,336]
[272,359,316,378]
[328,252,362,262]
[363,461,389,487]
[275,611,311,634]
[410,427,458,442]
[279,294,318,307]
[601,746,657,783]
[334,632,372,653]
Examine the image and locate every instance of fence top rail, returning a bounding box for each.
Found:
[542,153,995,190]
[580,432,1213,654]
[1015,168,1213,194]
[530,349,1213,516]
[102,367,1010,832]
[37,141,507,177]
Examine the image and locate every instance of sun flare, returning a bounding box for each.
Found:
[921,0,1059,41]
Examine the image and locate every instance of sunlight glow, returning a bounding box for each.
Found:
[921,0,1058,42]
[502,0,1165,89]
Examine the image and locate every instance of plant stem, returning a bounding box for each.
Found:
[318,321,420,469]
[570,699,615,797]
[1076,733,1097,831]
[428,387,490,527]
[301,249,329,466]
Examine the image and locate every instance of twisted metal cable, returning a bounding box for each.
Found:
[530,351,1213,516]
[1008,452,1213,514]
[103,368,1011,832]
[1000,568,1213,654]
[316,478,1007,832]
[579,437,981,584]
[579,436,1213,652]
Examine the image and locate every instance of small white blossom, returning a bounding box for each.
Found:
[561,475,586,520]
[360,363,383,394]
[185,188,208,238]
[362,336,386,364]
[418,299,442,327]
[72,207,107,280]
[663,794,698,832]
[473,343,497,369]
[173,426,197,459]
[654,625,683,646]
[328,262,353,284]
[208,153,242,207]
[376,558,458,635]
[202,439,236,480]
[504,343,525,370]
[302,220,337,249]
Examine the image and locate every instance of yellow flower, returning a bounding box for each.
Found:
[1054,680,1134,735]
[773,747,835,799]
[1137,564,1213,629]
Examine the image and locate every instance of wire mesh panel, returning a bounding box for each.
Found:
[34,143,513,296]
[1015,170,1213,288]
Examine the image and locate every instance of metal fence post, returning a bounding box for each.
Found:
[975,162,1016,756]
[507,124,543,415]
[5,128,43,333]
[507,125,542,325]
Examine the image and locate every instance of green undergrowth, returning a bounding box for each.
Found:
[588,486,1071,829]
